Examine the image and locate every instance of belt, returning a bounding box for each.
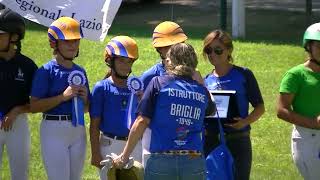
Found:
[153,150,202,156]
[103,132,128,141]
[43,114,72,121]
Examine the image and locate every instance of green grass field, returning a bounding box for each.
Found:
[1,5,316,180]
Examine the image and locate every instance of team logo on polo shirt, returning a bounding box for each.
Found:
[14,68,24,81]
[121,99,128,110]
[174,126,189,146]
[176,126,189,140]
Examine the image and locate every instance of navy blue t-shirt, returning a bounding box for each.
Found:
[204,65,263,133]
[138,75,213,152]
[31,59,90,115]
[0,54,38,115]
[90,78,133,137]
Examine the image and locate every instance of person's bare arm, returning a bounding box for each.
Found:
[277,93,320,129]
[113,115,150,168]
[30,85,79,113]
[1,104,30,131]
[90,117,103,169]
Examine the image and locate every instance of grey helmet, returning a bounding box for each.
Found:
[0,8,25,40]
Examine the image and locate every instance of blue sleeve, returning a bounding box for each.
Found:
[31,67,49,98]
[84,70,91,101]
[137,77,160,119]
[89,81,104,118]
[140,66,157,89]
[244,68,264,107]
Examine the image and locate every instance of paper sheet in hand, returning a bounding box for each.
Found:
[206,90,238,119]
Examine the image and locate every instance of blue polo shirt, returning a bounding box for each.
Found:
[90,78,133,137]
[138,75,213,152]
[139,62,166,89]
[204,65,263,133]
[31,59,90,115]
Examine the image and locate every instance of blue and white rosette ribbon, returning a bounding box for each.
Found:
[68,70,86,127]
[126,76,144,129]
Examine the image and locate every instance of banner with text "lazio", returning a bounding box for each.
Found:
[0,0,122,41]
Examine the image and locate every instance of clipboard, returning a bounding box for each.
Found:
[206,90,240,121]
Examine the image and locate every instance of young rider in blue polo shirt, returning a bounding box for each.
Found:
[139,21,188,87]
[30,17,89,180]
[89,36,142,180]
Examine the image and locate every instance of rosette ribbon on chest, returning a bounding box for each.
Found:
[68,70,86,126]
[126,76,144,128]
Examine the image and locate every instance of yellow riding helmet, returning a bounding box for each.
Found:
[48,17,83,42]
[104,36,139,60]
[152,21,188,48]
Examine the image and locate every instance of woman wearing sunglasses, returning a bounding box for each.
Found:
[202,30,265,180]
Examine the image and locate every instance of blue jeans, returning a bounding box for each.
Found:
[144,154,206,180]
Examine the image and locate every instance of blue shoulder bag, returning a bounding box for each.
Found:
[206,113,234,180]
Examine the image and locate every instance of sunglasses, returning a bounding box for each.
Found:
[205,46,224,55]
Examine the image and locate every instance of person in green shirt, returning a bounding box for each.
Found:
[277,22,320,180]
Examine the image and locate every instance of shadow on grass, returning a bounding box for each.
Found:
[25,3,320,46]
